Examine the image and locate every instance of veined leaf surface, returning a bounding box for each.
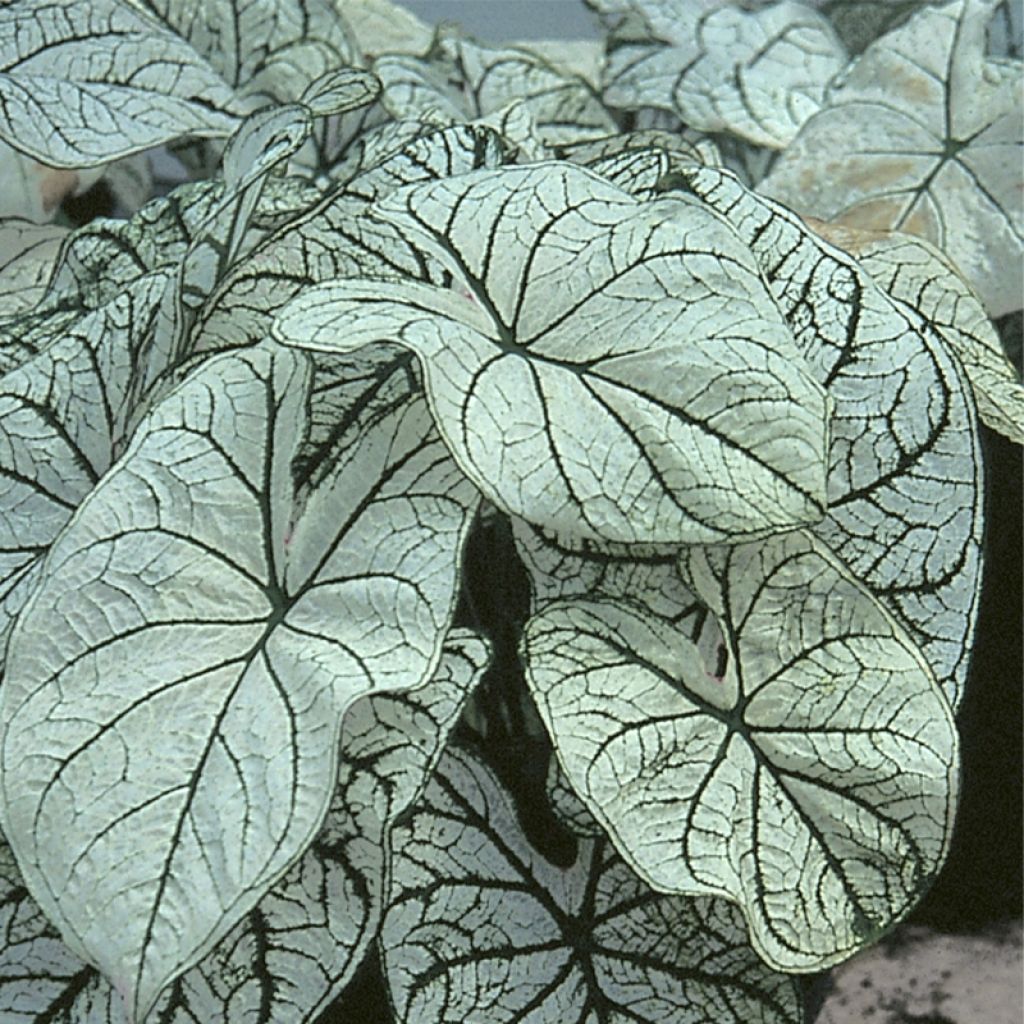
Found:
[676,164,983,708]
[522,530,959,971]
[810,220,1024,445]
[0,219,67,313]
[382,746,802,1024]
[760,0,1023,318]
[0,342,478,1022]
[0,0,239,167]
[0,635,487,1023]
[274,162,830,546]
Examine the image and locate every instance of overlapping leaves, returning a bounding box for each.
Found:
[0,341,478,1021]
[274,162,830,546]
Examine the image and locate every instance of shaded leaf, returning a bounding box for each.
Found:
[0,0,239,167]
[382,746,803,1023]
[0,219,67,314]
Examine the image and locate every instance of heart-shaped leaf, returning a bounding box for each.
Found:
[274,162,830,546]
[0,340,477,1021]
[760,0,1023,317]
[0,633,488,1023]
[382,746,803,1023]
[522,529,959,971]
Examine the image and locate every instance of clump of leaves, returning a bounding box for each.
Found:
[0,1,1019,1022]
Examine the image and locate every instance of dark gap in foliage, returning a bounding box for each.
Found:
[453,511,579,869]
[316,949,391,1023]
[60,179,116,226]
[908,425,1023,929]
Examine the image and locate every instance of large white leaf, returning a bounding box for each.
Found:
[0,0,240,167]
[809,219,1024,445]
[382,746,803,1024]
[522,530,959,971]
[600,0,847,148]
[0,341,478,1022]
[760,0,1023,317]
[676,164,983,708]
[0,633,487,1023]
[274,162,830,546]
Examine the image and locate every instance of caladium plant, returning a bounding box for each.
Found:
[0,0,1019,1021]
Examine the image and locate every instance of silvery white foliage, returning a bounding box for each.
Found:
[0,0,241,168]
[196,122,505,352]
[596,0,848,148]
[0,341,478,1022]
[0,635,488,1023]
[523,529,958,971]
[676,165,983,708]
[810,220,1024,445]
[274,162,831,546]
[382,746,803,1024]
[987,0,1023,56]
[760,0,1024,318]
[0,273,168,663]
[128,0,359,109]
[0,220,68,313]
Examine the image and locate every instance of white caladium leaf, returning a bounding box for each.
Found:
[676,164,983,708]
[0,219,67,314]
[130,0,359,108]
[810,220,1024,445]
[0,273,168,664]
[343,0,434,60]
[600,1,847,149]
[0,633,488,1022]
[196,123,504,352]
[0,0,240,168]
[274,162,830,546]
[440,35,618,148]
[522,529,959,971]
[760,0,1023,318]
[382,746,803,1024]
[0,341,478,1022]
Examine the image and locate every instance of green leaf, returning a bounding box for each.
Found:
[522,529,959,971]
[382,746,803,1024]
[274,162,830,546]
[0,633,487,1022]
[0,0,240,167]
[0,341,478,1022]
[760,0,1023,318]
[676,164,983,709]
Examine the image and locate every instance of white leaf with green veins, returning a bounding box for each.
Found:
[676,164,983,708]
[0,0,240,168]
[0,219,67,314]
[759,0,1023,318]
[0,273,168,666]
[274,162,830,546]
[196,122,505,352]
[382,746,803,1024]
[813,224,1024,445]
[600,1,846,149]
[0,341,478,1022]
[130,0,359,108]
[522,529,959,971]
[0,634,487,1023]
